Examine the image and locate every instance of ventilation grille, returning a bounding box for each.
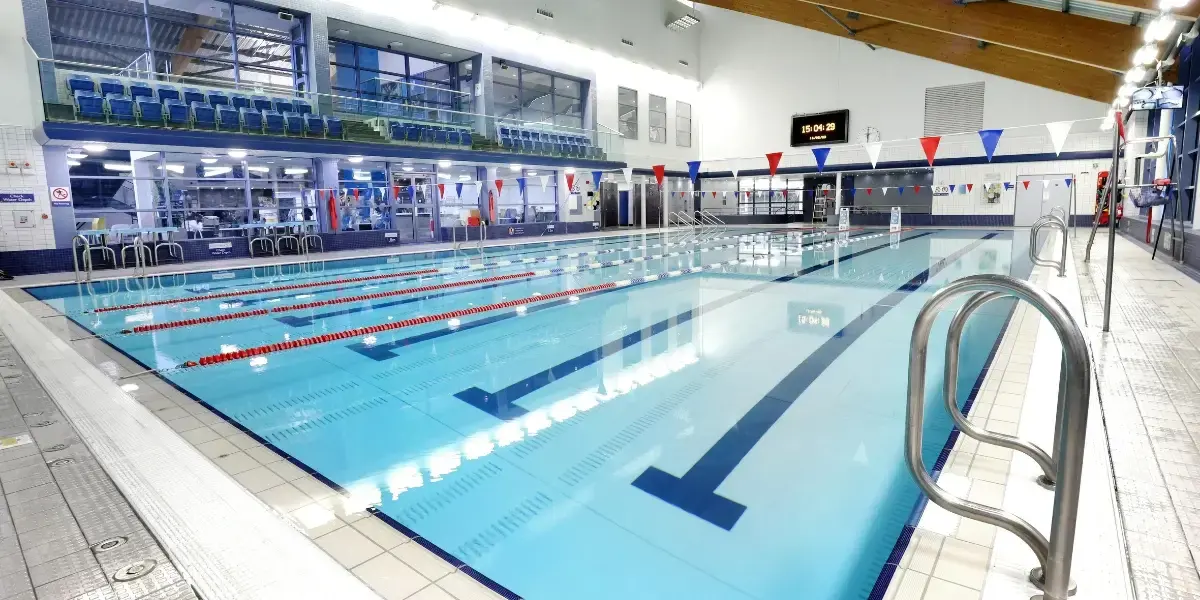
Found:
[621,38,634,46]
[536,8,554,19]
[923,82,985,136]
[679,59,690,66]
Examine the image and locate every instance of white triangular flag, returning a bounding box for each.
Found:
[1046,121,1073,156]
[621,167,633,184]
[539,175,549,191]
[1042,179,1050,188]
[722,191,728,198]
[731,168,739,180]
[864,142,883,168]
[472,183,482,201]
[882,187,890,195]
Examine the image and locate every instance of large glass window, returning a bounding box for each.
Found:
[49,0,307,89]
[677,101,692,148]
[618,87,638,140]
[491,60,585,131]
[329,39,471,118]
[649,95,667,144]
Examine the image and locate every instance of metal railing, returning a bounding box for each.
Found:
[907,274,1090,600]
[697,210,727,233]
[71,235,92,283]
[1031,214,1068,277]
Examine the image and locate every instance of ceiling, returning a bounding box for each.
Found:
[693,0,1196,102]
[327,19,478,64]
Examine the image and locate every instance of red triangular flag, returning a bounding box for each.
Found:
[393,186,400,199]
[1022,180,1031,190]
[495,179,504,194]
[919,136,941,166]
[866,188,873,195]
[712,191,717,197]
[966,183,974,192]
[438,184,445,197]
[353,188,360,199]
[914,185,922,193]
[766,152,784,177]
[566,174,575,190]
[652,165,665,187]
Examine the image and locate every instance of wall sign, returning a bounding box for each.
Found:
[507,227,525,236]
[838,207,850,231]
[208,241,233,257]
[890,207,902,233]
[788,302,844,337]
[790,110,849,147]
[50,187,72,207]
[384,232,398,245]
[0,193,35,203]
[545,223,555,232]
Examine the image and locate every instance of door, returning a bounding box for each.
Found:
[1015,174,1073,226]
[619,191,630,225]
[391,173,436,242]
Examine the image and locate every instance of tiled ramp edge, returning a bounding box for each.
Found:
[0,291,382,600]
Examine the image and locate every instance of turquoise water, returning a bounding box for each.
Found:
[29,227,1032,600]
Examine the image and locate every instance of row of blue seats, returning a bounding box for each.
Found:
[73,91,342,137]
[386,121,473,148]
[499,127,592,147]
[498,126,602,159]
[67,74,313,115]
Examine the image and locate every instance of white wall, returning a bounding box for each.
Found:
[694,5,1109,163]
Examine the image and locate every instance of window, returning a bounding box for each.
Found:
[330,40,472,118]
[490,60,585,131]
[677,101,692,148]
[649,95,667,144]
[49,0,308,90]
[618,87,638,140]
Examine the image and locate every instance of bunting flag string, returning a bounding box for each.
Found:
[766,152,783,177]
[437,184,445,198]
[1022,180,1031,190]
[966,183,974,192]
[898,186,905,196]
[812,148,830,173]
[565,173,576,191]
[1065,178,1073,188]
[864,142,883,168]
[978,129,1003,162]
[914,185,922,193]
[1003,182,1013,191]
[866,188,873,196]
[882,187,890,196]
[517,178,526,195]
[919,136,941,166]
[621,167,633,185]
[539,175,549,192]
[687,161,702,184]
[495,179,504,195]
[1046,121,1073,156]
[592,170,604,191]
[949,184,957,193]
[455,182,464,198]
[653,165,666,187]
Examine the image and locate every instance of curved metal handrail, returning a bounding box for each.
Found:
[908,274,1090,600]
[72,235,91,283]
[1050,207,1068,223]
[1031,216,1068,277]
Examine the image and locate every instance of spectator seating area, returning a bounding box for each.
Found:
[371,119,474,149]
[498,126,604,159]
[66,74,343,138]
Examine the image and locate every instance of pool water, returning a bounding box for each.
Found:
[29,227,1034,600]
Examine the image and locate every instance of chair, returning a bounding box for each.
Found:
[164,99,189,125]
[252,95,272,112]
[217,105,240,131]
[434,129,448,145]
[501,136,514,151]
[240,108,263,132]
[282,111,304,135]
[421,127,436,144]
[135,96,163,124]
[99,78,125,97]
[208,91,230,106]
[263,110,285,134]
[499,127,511,138]
[67,75,94,94]
[304,113,324,135]
[293,100,312,115]
[388,121,404,140]
[129,82,154,100]
[231,95,251,111]
[325,116,343,138]
[156,85,181,103]
[460,130,472,147]
[182,87,205,106]
[404,124,421,143]
[447,130,460,146]
[73,91,105,119]
[521,139,534,153]
[273,98,294,113]
[106,94,135,122]
[520,131,532,141]
[191,101,216,129]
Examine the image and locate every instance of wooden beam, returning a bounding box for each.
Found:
[698,0,1139,72]
[696,0,1118,102]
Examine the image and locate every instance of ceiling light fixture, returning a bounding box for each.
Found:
[1134,43,1159,65]
[1145,14,1176,42]
[82,143,107,153]
[348,156,364,163]
[510,164,522,171]
[1159,0,1190,9]
[103,163,133,172]
[66,151,87,160]
[227,149,248,158]
[402,166,414,172]
[247,166,271,173]
[1125,66,1148,83]
[200,157,218,164]
[284,167,309,175]
[66,160,81,167]
[438,160,452,168]
[667,13,700,32]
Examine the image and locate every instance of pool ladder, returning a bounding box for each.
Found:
[907,274,1090,600]
[1030,213,1068,278]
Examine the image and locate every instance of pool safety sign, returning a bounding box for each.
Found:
[384,232,398,244]
[50,187,72,207]
[208,241,233,257]
[838,207,849,231]
[890,206,902,233]
[0,192,34,203]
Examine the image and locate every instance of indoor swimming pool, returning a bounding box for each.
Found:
[26,227,1034,600]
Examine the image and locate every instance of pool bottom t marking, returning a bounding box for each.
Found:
[630,233,998,531]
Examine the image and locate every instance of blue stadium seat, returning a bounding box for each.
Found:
[520,130,531,140]
[231,95,251,111]
[240,108,263,132]
[405,125,421,143]
[422,126,436,144]
[434,129,448,145]
[522,139,534,153]
[67,75,94,94]
[388,121,404,140]
[106,94,134,122]
[447,130,460,145]
[164,99,189,125]
[499,127,511,138]
[182,87,205,106]
[501,136,514,150]
[304,113,324,135]
[208,91,230,106]
[460,129,472,147]
[135,97,162,124]
[73,91,105,119]
[252,95,272,112]
[294,100,312,115]
[129,82,153,100]
[325,116,343,138]
[100,78,125,97]
[157,85,181,103]
[282,111,303,135]
[274,98,294,113]
[262,110,284,134]
[191,101,216,128]
[216,105,240,131]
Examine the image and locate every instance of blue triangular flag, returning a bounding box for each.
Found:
[409,186,417,201]
[686,161,702,184]
[978,129,1004,162]
[812,148,831,173]
[1003,182,1013,190]
[455,182,464,198]
[517,178,526,195]
[1064,178,1073,188]
[898,186,905,196]
[949,184,957,193]
[592,171,604,190]
[849,187,856,198]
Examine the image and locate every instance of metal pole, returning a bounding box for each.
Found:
[1103,111,1122,332]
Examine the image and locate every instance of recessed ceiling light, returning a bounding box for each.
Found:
[509,164,522,171]
[103,163,133,171]
[402,166,414,172]
[247,166,271,173]
[66,151,87,160]
[200,157,218,164]
[565,167,576,174]
[82,143,107,153]
[439,52,453,58]
[66,160,81,167]
[438,173,450,179]
[227,149,247,158]
[438,160,452,168]
[333,28,350,36]
[284,167,309,175]
[388,41,404,48]
[528,171,538,176]
[458,175,471,180]
[348,156,364,163]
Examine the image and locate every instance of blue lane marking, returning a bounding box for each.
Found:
[630,232,999,531]
[349,231,882,363]
[452,231,935,419]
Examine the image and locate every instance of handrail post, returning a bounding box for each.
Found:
[908,274,1089,600]
[1030,216,1068,277]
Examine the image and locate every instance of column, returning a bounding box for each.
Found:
[130,151,159,228]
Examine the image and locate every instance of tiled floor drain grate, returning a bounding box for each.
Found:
[92,536,127,553]
[29,420,56,427]
[113,559,157,581]
[48,458,74,467]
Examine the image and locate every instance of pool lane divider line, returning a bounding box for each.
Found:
[82,228,838,317]
[630,232,1000,531]
[178,230,906,369]
[117,231,866,335]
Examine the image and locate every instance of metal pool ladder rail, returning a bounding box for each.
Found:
[1030,214,1068,277]
[697,210,727,233]
[907,274,1090,600]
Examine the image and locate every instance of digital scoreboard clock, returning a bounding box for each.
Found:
[790,109,850,147]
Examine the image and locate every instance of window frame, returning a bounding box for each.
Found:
[649,94,667,144]
[677,100,692,148]
[618,86,638,141]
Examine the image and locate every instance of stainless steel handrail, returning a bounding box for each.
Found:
[72,235,91,282]
[696,210,726,233]
[1031,215,1068,277]
[908,274,1090,600]
[1050,207,1067,223]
